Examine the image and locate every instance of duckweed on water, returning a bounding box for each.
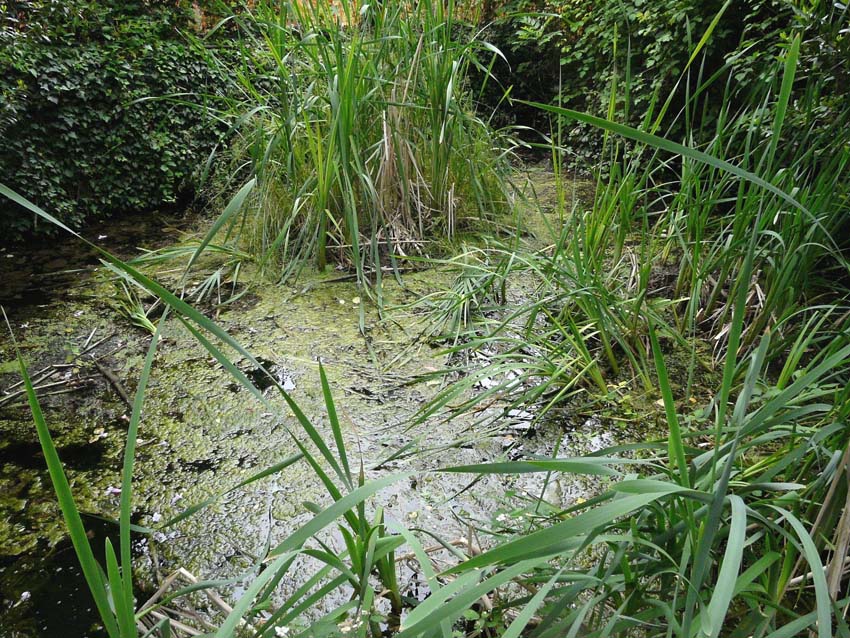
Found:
[1,204,638,635]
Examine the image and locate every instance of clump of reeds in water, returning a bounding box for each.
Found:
[206,0,516,291]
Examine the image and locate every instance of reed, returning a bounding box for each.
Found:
[199,0,516,292]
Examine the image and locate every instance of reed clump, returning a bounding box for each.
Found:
[208,0,515,288]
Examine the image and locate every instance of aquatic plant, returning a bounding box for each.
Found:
[438,325,850,638]
[194,0,516,293]
[419,18,850,423]
[404,13,850,633]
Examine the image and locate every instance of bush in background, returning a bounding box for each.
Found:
[480,0,849,163]
[0,1,232,237]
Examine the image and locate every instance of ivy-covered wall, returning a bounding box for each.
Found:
[0,1,231,237]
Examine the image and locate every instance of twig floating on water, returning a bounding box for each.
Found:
[90,357,133,409]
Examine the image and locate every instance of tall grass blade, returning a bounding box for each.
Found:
[5,316,121,638]
[320,363,352,488]
[184,178,256,276]
[267,472,407,558]
[649,322,690,488]
[772,506,833,638]
[704,495,746,638]
[446,488,688,573]
[398,560,542,637]
[521,102,809,216]
[766,35,801,169]
[119,314,165,627]
[501,567,565,638]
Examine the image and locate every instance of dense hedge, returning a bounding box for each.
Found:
[0,2,231,236]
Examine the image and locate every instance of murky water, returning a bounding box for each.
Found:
[0,170,631,637]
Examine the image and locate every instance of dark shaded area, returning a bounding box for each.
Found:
[0,440,107,472]
[0,207,190,320]
[0,511,153,638]
[241,357,280,392]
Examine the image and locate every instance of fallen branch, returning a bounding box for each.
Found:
[90,357,132,409]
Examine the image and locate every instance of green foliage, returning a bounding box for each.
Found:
[4,74,850,630]
[443,329,850,637]
[203,0,516,287]
[481,0,729,143]
[483,0,849,161]
[0,1,231,236]
[414,13,849,630]
[3,2,850,636]
[422,19,850,425]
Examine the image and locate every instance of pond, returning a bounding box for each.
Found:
[0,170,632,637]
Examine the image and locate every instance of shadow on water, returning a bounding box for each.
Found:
[0,209,190,321]
[0,441,107,472]
[0,208,193,637]
[0,514,154,638]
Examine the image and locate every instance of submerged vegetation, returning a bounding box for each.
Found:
[1,1,849,637]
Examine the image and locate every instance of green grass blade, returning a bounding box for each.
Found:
[319,363,352,488]
[10,336,120,638]
[0,184,77,234]
[184,177,256,276]
[440,458,632,476]
[520,102,809,216]
[761,610,819,638]
[141,617,171,638]
[766,35,801,169]
[258,566,347,634]
[175,316,348,493]
[649,322,691,489]
[120,314,165,620]
[501,567,565,638]
[387,521,452,638]
[214,552,296,638]
[398,560,542,637]
[770,506,832,638]
[105,538,135,637]
[160,452,303,528]
[445,489,687,573]
[705,495,747,638]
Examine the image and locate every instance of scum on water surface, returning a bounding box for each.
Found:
[0,169,648,636]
